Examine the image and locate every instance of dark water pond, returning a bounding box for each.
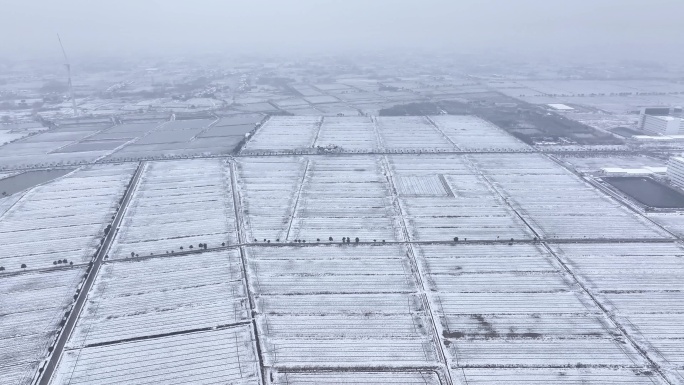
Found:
[605,177,684,208]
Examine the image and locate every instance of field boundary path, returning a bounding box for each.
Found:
[34,161,145,385]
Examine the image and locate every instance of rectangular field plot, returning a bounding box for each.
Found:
[449,339,643,367]
[411,243,646,371]
[550,243,684,292]
[49,326,261,385]
[134,128,203,144]
[88,122,162,140]
[388,156,533,241]
[647,212,684,238]
[274,371,443,385]
[0,163,135,272]
[430,115,530,151]
[286,156,401,242]
[109,159,238,258]
[471,154,669,239]
[550,242,684,374]
[248,245,440,369]
[313,116,380,150]
[1,268,84,385]
[375,116,454,151]
[457,368,664,384]
[67,250,248,348]
[247,245,415,295]
[162,118,216,130]
[442,314,613,339]
[396,175,450,197]
[53,139,128,153]
[236,157,307,241]
[241,116,321,153]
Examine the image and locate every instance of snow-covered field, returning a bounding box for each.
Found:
[50,326,260,385]
[237,156,401,243]
[241,116,321,153]
[1,268,84,385]
[273,371,442,385]
[242,116,534,153]
[0,163,135,272]
[454,368,666,384]
[236,157,308,241]
[388,155,533,241]
[412,243,651,379]
[108,159,238,258]
[67,250,249,349]
[285,156,401,242]
[471,153,669,239]
[430,115,531,151]
[375,116,454,151]
[551,243,684,381]
[247,245,440,369]
[313,116,380,150]
[558,154,665,173]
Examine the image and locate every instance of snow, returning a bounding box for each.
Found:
[273,371,442,385]
[0,163,136,272]
[548,103,575,110]
[109,159,238,258]
[389,155,533,241]
[248,244,440,370]
[449,339,643,367]
[471,153,670,239]
[430,115,531,151]
[242,115,532,153]
[242,116,321,153]
[67,250,248,349]
[237,156,401,243]
[456,368,664,384]
[50,327,260,385]
[0,268,85,385]
[550,243,684,376]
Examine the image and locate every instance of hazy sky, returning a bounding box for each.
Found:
[2,0,683,61]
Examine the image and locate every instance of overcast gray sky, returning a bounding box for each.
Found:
[1,0,683,61]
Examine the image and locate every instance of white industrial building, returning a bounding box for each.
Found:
[667,156,684,187]
[642,115,683,135]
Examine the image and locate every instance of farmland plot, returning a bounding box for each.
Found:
[647,212,684,238]
[412,243,647,375]
[471,153,669,239]
[430,115,531,152]
[0,268,85,385]
[456,368,665,384]
[387,155,533,241]
[66,250,249,349]
[247,245,441,370]
[235,157,307,242]
[49,326,260,385]
[88,122,162,141]
[313,116,380,151]
[162,118,215,130]
[550,243,684,377]
[109,159,238,258]
[286,156,401,242]
[241,116,321,153]
[375,116,455,151]
[0,163,136,272]
[273,371,443,385]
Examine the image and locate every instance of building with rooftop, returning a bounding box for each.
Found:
[667,156,684,187]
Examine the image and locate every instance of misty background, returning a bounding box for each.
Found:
[1,0,683,61]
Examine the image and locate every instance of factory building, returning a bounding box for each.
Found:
[667,156,684,187]
[642,115,682,135]
[639,106,684,135]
